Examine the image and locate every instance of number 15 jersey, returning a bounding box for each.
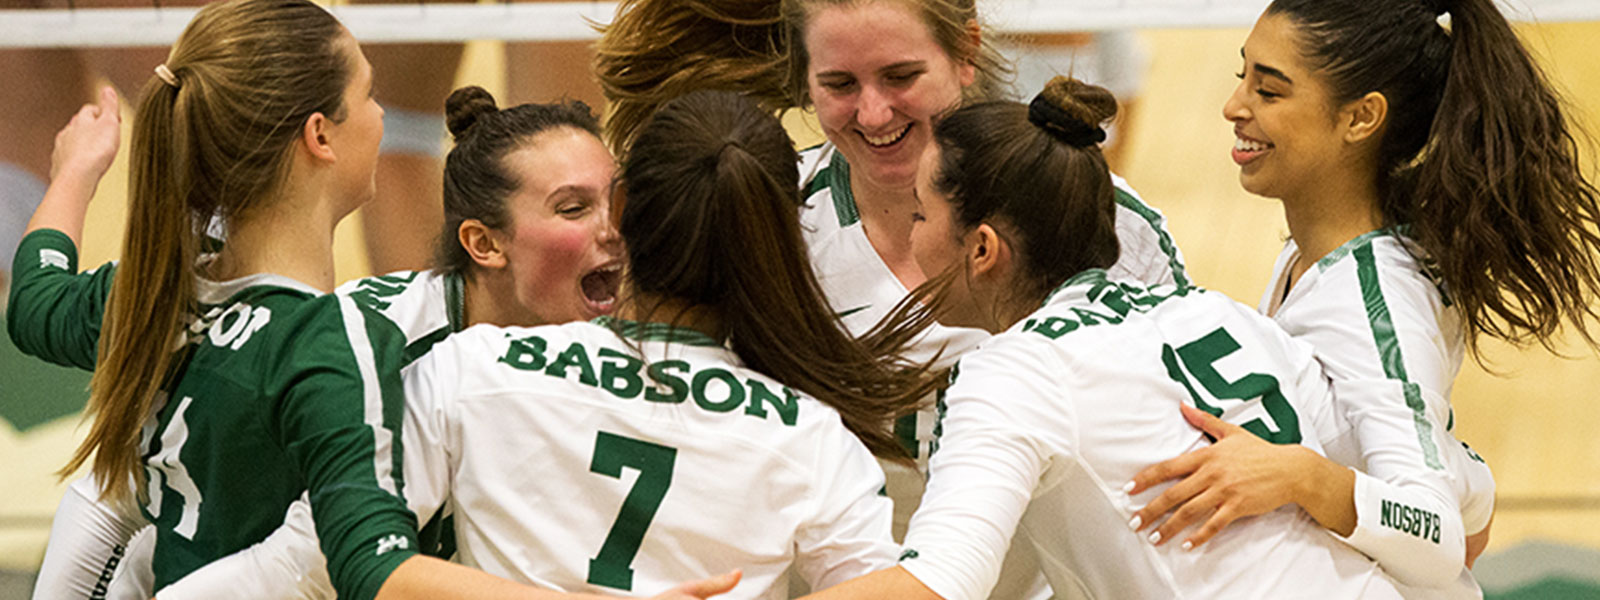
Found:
[399,317,898,599]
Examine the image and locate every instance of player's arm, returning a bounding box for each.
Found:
[154,495,332,600]
[8,89,123,370]
[31,475,149,599]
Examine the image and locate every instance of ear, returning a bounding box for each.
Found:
[958,19,980,89]
[1341,91,1387,145]
[458,219,507,269]
[301,112,336,163]
[966,223,1012,283]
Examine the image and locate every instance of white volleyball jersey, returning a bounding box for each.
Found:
[797,143,1189,600]
[1261,232,1493,593]
[900,270,1399,600]
[334,269,464,365]
[400,317,897,599]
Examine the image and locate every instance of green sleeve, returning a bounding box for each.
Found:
[6,228,113,371]
[268,293,418,600]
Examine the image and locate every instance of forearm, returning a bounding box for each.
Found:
[33,476,147,599]
[1286,446,1357,537]
[375,556,617,600]
[801,566,941,600]
[25,167,100,247]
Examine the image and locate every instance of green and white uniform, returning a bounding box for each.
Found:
[899,270,1400,600]
[9,229,420,600]
[797,142,1188,599]
[399,317,898,598]
[1260,232,1494,594]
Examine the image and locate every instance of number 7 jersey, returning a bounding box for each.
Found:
[398,317,898,599]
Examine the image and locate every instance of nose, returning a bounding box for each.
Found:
[856,84,894,130]
[1222,79,1250,124]
[598,202,623,253]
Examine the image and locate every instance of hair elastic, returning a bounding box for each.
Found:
[154,64,179,88]
[1027,95,1106,148]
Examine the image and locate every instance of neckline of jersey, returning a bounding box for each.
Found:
[592,315,723,347]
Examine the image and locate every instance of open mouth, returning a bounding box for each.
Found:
[580,263,622,314]
[1232,133,1274,165]
[861,123,912,149]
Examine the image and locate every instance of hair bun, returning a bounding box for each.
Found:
[1029,76,1117,148]
[445,86,500,141]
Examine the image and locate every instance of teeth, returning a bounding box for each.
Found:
[1234,137,1270,152]
[864,124,911,147]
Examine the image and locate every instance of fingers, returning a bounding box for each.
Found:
[1147,487,1221,547]
[672,569,741,598]
[1179,404,1247,439]
[1125,449,1204,495]
[1180,502,1242,550]
[96,86,120,122]
[1128,466,1208,534]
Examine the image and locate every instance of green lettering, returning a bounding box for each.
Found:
[644,360,689,404]
[1380,500,1393,529]
[1032,317,1079,340]
[692,368,744,413]
[598,348,644,400]
[745,380,799,426]
[498,336,549,371]
[1071,307,1122,326]
[545,341,598,386]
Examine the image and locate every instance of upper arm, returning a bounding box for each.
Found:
[794,424,898,591]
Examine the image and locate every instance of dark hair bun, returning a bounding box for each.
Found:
[445,86,500,141]
[1029,76,1117,147]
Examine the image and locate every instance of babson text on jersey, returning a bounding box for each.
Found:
[498,335,800,426]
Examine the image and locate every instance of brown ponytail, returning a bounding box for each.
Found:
[64,0,350,502]
[619,90,937,461]
[1269,0,1600,356]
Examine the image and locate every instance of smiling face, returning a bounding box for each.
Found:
[805,0,975,195]
[497,127,623,325]
[1223,12,1350,201]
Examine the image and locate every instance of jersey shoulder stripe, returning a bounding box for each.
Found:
[1110,177,1188,288]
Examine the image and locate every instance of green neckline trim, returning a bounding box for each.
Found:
[593,316,722,348]
[1041,268,1111,307]
[1314,228,1393,272]
[827,151,860,227]
[445,271,466,333]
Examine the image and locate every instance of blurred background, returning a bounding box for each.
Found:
[2,1,1597,597]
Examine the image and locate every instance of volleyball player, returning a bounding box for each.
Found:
[22,85,628,597]
[794,76,1400,600]
[1127,0,1600,593]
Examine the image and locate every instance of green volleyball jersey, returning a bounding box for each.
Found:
[9,229,419,600]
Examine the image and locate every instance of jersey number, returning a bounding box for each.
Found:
[1161,327,1301,444]
[145,396,205,539]
[587,431,677,591]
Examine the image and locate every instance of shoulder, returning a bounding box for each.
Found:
[1107,173,1188,288]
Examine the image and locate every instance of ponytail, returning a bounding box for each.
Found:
[1269,0,1600,356]
[620,90,937,461]
[62,0,349,502]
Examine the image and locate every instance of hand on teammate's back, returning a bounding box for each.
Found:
[652,570,742,599]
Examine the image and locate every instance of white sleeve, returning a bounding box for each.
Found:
[32,475,147,600]
[399,353,454,528]
[793,419,898,591]
[154,495,332,600]
[1333,378,1469,588]
[898,342,1060,600]
[1453,442,1495,535]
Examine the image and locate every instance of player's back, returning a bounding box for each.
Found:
[915,271,1399,599]
[402,317,896,599]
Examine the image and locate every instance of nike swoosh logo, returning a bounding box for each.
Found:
[836,304,872,319]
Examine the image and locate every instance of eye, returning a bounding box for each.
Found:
[910,211,926,223]
[818,78,856,92]
[885,70,922,86]
[1256,88,1281,100]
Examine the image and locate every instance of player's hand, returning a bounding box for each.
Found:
[1125,404,1320,550]
[50,86,122,184]
[650,570,740,599]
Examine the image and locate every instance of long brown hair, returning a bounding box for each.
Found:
[1269,0,1600,356]
[619,90,937,460]
[595,0,1011,152]
[65,0,352,502]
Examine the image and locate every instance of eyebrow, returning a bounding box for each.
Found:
[815,60,927,80]
[1241,48,1293,84]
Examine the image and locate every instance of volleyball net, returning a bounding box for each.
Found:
[0,0,1596,48]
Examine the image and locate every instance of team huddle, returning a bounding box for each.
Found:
[10,0,1600,599]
